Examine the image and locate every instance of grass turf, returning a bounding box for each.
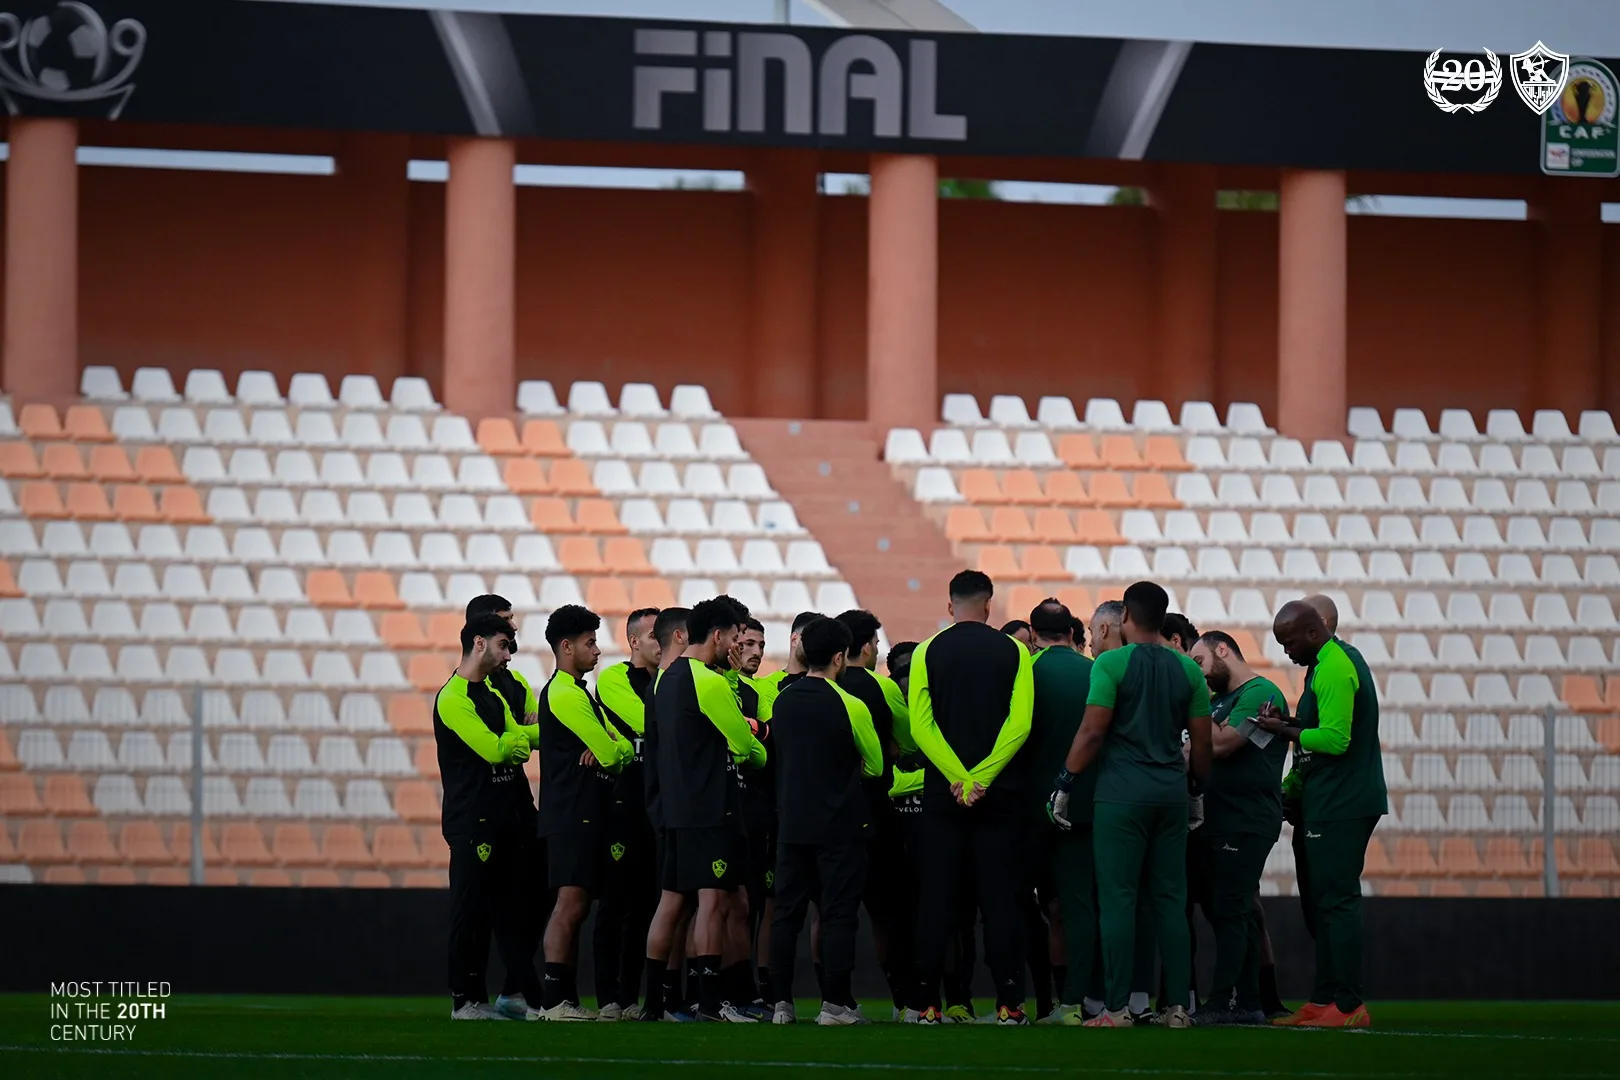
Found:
[2,996,1617,1079]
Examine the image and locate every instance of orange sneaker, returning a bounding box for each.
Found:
[1296,1003,1371,1029]
[1272,1002,1330,1026]
[1083,1008,1133,1028]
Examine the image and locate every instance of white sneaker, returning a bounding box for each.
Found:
[493,994,541,1021]
[621,1003,644,1021]
[718,1003,759,1023]
[1163,1005,1192,1029]
[816,1002,869,1026]
[772,1001,797,1025]
[540,1000,598,1022]
[898,1007,924,1024]
[597,1003,623,1022]
[450,1001,509,1020]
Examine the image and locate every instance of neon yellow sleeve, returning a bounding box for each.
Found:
[832,681,884,778]
[438,679,527,764]
[743,676,774,723]
[875,672,914,752]
[906,637,971,787]
[694,662,767,768]
[547,674,631,772]
[596,662,646,736]
[968,638,1035,789]
[1299,642,1356,755]
[889,763,924,798]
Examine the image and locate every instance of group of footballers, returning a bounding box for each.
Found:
[433,567,1385,1029]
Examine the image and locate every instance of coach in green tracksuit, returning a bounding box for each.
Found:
[1258,601,1386,1029]
[1187,631,1289,1025]
[1048,583,1212,1029]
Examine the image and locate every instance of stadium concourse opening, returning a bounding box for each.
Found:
[1,0,1619,1063]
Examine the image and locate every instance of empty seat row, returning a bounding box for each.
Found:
[890,429,1191,472]
[0,685,396,732]
[197,488,533,528]
[1364,836,1620,881]
[85,774,401,818]
[942,394,1271,435]
[80,367,441,411]
[1370,671,1563,710]
[617,497,805,537]
[585,460,776,500]
[6,642,406,688]
[1,440,192,482]
[946,507,1128,546]
[1113,509,1618,552]
[564,420,746,461]
[0,599,380,644]
[0,818,444,871]
[3,480,209,524]
[1348,405,1619,444]
[647,537,832,577]
[181,448,504,491]
[103,407,476,450]
[915,468,1180,507]
[12,559,309,602]
[1348,632,1620,674]
[14,729,415,777]
[1383,793,1617,834]
[517,380,719,420]
[1174,473,1619,514]
[1186,436,1619,477]
[1383,751,1620,792]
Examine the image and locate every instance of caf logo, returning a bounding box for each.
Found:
[0,1,146,119]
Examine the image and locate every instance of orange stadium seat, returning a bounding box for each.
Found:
[408,654,448,693]
[66,483,115,521]
[380,612,429,651]
[1143,436,1190,471]
[1473,881,1513,898]
[503,458,552,495]
[521,420,568,456]
[1482,837,1532,877]
[605,537,653,575]
[1604,678,1620,714]
[299,869,342,888]
[159,485,210,524]
[1058,435,1099,469]
[419,828,449,869]
[1045,472,1091,506]
[203,869,239,886]
[146,868,190,886]
[1228,630,1264,661]
[20,481,67,519]
[351,870,392,888]
[0,561,23,599]
[1001,470,1048,505]
[249,869,294,887]
[19,820,70,863]
[1073,510,1123,545]
[576,499,626,535]
[1599,718,1620,754]
[944,506,991,544]
[67,821,121,865]
[19,403,65,440]
[976,545,1026,581]
[1428,880,1466,898]
[402,870,448,889]
[959,469,1006,504]
[112,484,162,523]
[221,823,275,867]
[388,694,432,735]
[1560,676,1605,713]
[355,572,404,610]
[1099,435,1145,470]
[135,446,184,484]
[1574,839,1618,879]
[1375,881,1421,897]
[559,536,605,574]
[1563,881,1609,898]
[118,822,176,865]
[88,445,136,483]
[426,612,462,649]
[95,867,137,885]
[41,443,88,480]
[1437,837,1484,877]
[0,442,42,479]
[0,824,15,861]
[1392,837,1438,876]
[1133,473,1179,509]
[43,866,88,884]
[43,775,94,816]
[373,825,427,869]
[586,577,634,616]
[271,824,325,868]
[1362,838,1394,877]
[306,570,356,608]
[395,780,440,822]
[1088,474,1135,508]
[476,417,524,456]
[550,458,597,496]
[530,497,580,534]
[989,507,1034,544]
[1019,546,1066,581]
[1033,507,1077,544]
[321,824,374,869]
[0,729,17,771]
[631,578,677,611]
[1528,838,1577,878]
[64,405,113,443]
[1056,586,1093,616]
[413,741,440,780]
[1001,585,1046,624]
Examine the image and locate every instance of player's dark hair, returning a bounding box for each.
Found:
[1198,629,1244,660]
[886,640,918,678]
[545,604,600,649]
[742,617,765,635]
[1029,599,1072,638]
[835,609,882,657]
[1000,619,1031,637]
[687,596,747,645]
[800,617,853,671]
[949,569,994,602]
[791,610,824,634]
[460,613,514,655]
[652,607,690,650]
[465,594,513,620]
[1161,612,1199,650]
[1123,581,1170,634]
[1070,616,1088,650]
[626,607,660,637]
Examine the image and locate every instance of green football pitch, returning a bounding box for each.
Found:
[2,996,1618,1079]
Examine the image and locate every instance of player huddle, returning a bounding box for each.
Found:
[435,570,1384,1029]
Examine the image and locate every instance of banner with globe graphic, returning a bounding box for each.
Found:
[0,0,1614,176]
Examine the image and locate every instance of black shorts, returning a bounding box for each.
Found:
[655,829,680,893]
[547,829,609,892]
[671,825,747,894]
[746,816,777,900]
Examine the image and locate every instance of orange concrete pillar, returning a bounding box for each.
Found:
[442,137,515,422]
[867,154,938,433]
[3,117,78,403]
[1530,182,1603,417]
[339,133,411,390]
[746,151,820,418]
[1149,165,1219,409]
[1276,169,1347,443]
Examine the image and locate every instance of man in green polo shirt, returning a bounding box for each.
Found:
[1187,631,1289,1026]
[1048,582,1212,1029]
[1256,600,1386,1030]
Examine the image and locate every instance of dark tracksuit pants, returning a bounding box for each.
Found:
[770,841,867,1004]
[1047,823,1100,1006]
[915,792,1027,1010]
[591,814,657,1008]
[447,828,539,1005]
[1304,817,1378,1012]
[1206,830,1274,1011]
[1094,801,1189,1013]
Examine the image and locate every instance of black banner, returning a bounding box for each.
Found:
[0,0,1609,174]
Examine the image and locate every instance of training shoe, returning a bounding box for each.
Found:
[995,1005,1031,1027]
[493,994,541,1021]
[1296,1003,1370,1029]
[597,1002,623,1022]
[942,1004,974,1024]
[1162,1005,1192,1029]
[1193,1007,1264,1027]
[450,1001,509,1020]
[1129,1008,1157,1026]
[1082,1008,1133,1028]
[740,1000,772,1021]
[773,1001,797,1024]
[620,1003,644,1021]
[1038,1004,1074,1026]
[1273,1002,1330,1027]
[918,1006,945,1025]
[716,1003,760,1023]
[540,1000,597,1022]
[897,1007,924,1024]
[817,1002,870,1026]
[662,1009,700,1022]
